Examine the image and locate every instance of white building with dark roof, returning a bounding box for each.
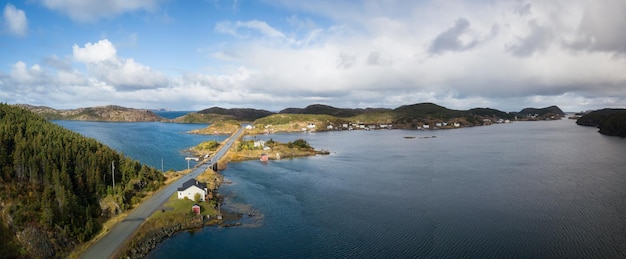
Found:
[177,178,208,201]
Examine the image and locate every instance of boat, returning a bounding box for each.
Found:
[404,136,416,139]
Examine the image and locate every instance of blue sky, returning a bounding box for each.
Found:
[1,0,625,112]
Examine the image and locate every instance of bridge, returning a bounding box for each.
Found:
[81,126,245,259]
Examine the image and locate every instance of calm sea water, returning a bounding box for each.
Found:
[52,121,225,171]
[153,111,194,119]
[58,119,626,257]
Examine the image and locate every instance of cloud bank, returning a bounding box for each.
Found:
[1,0,625,112]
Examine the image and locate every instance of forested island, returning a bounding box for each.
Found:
[0,104,165,258]
[576,109,626,137]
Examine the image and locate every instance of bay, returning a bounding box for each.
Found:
[53,121,225,171]
[146,119,626,258]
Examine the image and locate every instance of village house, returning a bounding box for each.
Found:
[253,140,266,148]
[177,178,209,202]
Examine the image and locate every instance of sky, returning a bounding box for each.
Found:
[1,0,625,112]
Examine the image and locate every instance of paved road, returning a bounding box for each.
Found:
[81,126,244,259]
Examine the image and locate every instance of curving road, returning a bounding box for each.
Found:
[81,126,244,259]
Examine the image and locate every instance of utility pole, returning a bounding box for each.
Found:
[112,161,115,194]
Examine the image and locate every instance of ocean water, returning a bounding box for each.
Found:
[52,121,225,171]
[56,119,626,257]
[146,119,626,258]
[152,111,194,119]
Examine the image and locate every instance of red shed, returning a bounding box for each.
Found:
[192,204,201,215]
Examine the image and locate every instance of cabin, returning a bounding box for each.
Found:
[192,204,201,215]
[177,179,208,201]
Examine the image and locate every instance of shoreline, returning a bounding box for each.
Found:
[114,131,327,258]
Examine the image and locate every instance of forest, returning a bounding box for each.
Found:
[576,109,626,137]
[0,103,165,258]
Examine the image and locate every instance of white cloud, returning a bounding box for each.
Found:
[72,39,168,90]
[10,61,45,84]
[39,0,161,22]
[215,20,286,39]
[73,39,117,63]
[3,3,27,36]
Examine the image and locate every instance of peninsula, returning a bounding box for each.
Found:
[576,108,626,137]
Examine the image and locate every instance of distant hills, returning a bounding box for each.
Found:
[17,104,162,122]
[576,109,626,137]
[279,104,390,118]
[16,103,566,127]
[516,105,565,118]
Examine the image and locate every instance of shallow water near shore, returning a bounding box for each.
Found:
[52,121,225,171]
[140,119,626,258]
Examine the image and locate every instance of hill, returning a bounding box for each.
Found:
[279,104,388,117]
[576,109,626,137]
[185,102,520,134]
[198,107,274,121]
[0,104,165,258]
[516,105,565,120]
[17,104,163,122]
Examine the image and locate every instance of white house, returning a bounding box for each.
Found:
[177,179,208,201]
[245,125,253,130]
[253,140,266,148]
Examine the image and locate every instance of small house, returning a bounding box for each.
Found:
[177,179,208,201]
[253,140,266,148]
[245,125,253,130]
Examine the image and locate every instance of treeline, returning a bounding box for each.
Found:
[0,104,165,258]
[576,109,626,137]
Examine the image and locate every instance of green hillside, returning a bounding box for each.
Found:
[0,104,165,258]
[576,109,626,137]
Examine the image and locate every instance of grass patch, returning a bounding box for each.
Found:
[152,194,218,220]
